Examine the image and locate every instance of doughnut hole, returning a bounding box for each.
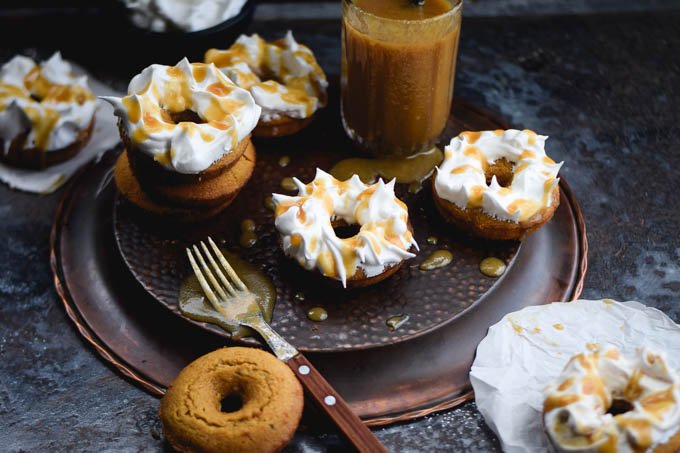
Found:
[210,372,254,419]
[331,218,361,239]
[607,399,634,416]
[333,223,361,239]
[262,70,284,86]
[485,158,514,187]
[169,109,205,124]
[220,393,244,413]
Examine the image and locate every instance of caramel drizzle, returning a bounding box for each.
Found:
[0,61,95,151]
[123,63,242,148]
[451,131,559,220]
[205,34,325,115]
[276,175,412,280]
[548,349,679,452]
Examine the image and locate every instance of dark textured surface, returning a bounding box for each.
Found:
[2,8,680,453]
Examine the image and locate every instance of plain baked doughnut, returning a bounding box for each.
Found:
[160,347,303,453]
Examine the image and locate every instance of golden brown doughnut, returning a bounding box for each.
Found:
[0,119,94,169]
[253,116,314,139]
[160,347,303,453]
[114,150,240,222]
[122,125,251,186]
[134,139,256,209]
[433,176,560,240]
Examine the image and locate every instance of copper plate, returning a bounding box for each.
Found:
[51,99,587,424]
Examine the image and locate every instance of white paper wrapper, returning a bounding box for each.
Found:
[0,63,121,194]
[470,299,680,453]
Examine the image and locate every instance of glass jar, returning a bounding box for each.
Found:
[341,0,463,158]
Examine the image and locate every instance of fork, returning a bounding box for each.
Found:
[186,237,387,453]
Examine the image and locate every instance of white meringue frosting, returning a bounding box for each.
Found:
[205,31,328,122]
[122,0,248,32]
[434,129,563,223]
[544,345,680,452]
[0,52,96,153]
[102,58,260,174]
[272,169,417,287]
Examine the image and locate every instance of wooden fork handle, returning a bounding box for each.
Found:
[287,353,387,453]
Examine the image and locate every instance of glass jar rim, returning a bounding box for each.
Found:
[343,0,463,24]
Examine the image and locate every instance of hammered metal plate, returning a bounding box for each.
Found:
[115,93,562,352]
[52,99,586,423]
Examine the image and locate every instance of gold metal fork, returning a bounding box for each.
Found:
[186,237,386,453]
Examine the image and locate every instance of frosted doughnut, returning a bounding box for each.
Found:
[0,52,96,154]
[102,58,260,174]
[433,129,563,239]
[205,31,328,124]
[544,345,680,453]
[272,169,417,288]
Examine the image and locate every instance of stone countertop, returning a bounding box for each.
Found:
[2,7,680,453]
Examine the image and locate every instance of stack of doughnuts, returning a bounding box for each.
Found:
[0,53,97,169]
[205,31,328,138]
[103,58,261,221]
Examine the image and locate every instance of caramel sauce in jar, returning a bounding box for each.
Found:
[341,0,462,157]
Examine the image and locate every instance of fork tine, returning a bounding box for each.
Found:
[200,241,237,296]
[208,237,247,290]
[192,245,230,303]
[186,248,226,315]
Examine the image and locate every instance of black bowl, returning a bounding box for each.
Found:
[111,0,257,72]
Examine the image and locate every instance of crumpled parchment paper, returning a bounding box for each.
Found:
[470,299,680,452]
